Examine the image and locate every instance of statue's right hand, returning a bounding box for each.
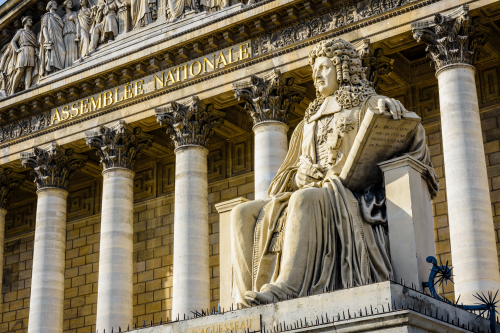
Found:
[295,163,324,188]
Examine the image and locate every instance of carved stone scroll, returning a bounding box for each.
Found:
[232,69,304,125]
[85,120,153,171]
[155,96,223,149]
[20,142,87,191]
[410,5,490,70]
[0,168,24,209]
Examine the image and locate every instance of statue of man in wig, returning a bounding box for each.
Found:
[231,38,439,305]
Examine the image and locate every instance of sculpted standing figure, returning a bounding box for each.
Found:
[102,0,125,42]
[77,0,93,60]
[8,16,38,95]
[39,0,66,76]
[62,0,81,67]
[132,0,153,28]
[166,0,198,22]
[231,38,439,305]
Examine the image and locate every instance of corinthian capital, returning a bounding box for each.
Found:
[232,69,304,125]
[410,5,489,70]
[0,168,24,209]
[155,96,223,150]
[21,143,86,191]
[85,120,153,171]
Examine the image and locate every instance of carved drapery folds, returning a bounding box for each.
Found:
[155,96,223,150]
[232,69,304,125]
[85,120,153,171]
[20,142,86,191]
[410,5,489,70]
[0,168,24,209]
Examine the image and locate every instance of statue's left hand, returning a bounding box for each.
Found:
[378,97,407,120]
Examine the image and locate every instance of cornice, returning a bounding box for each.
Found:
[0,0,478,151]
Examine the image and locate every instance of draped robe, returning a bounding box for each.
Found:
[39,12,66,76]
[231,94,438,305]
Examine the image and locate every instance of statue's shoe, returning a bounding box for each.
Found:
[244,290,275,304]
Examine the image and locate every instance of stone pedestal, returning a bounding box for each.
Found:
[28,188,68,333]
[253,121,288,200]
[215,197,249,309]
[95,168,135,332]
[379,155,435,288]
[436,64,500,303]
[172,146,211,317]
[131,281,495,333]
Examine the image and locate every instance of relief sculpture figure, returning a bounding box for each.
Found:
[102,0,125,42]
[231,38,439,305]
[166,0,198,22]
[132,0,153,28]
[39,0,66,76]
[1,16,38,96]
[77,0,93,60]
[63,0,81,68]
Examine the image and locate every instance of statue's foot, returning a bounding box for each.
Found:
[245,290,275,304]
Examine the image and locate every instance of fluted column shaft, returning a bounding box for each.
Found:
[0,208,6,299]
[95,168,134,331]
[253,121,288,199]
[155,96,222,318]
[437,64,500,303]
[21,143,85,333]
[172,146,210,317]
[85,120,151,331]
[28,188,68,333]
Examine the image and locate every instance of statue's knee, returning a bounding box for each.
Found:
[290,188,320,206]
[230,200,267,231]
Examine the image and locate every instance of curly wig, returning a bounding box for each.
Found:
[306,38,376,119]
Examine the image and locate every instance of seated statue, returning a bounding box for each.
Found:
[231,38,438,306]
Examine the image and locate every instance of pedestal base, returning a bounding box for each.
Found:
[131,282,494,333]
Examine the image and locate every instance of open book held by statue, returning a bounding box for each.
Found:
[231,38,439,306]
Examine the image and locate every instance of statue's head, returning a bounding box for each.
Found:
[21,16,33,28]
[64,0,73,9]
[306,38,375,118]
[46,0,58,11]
[79,0,88,7]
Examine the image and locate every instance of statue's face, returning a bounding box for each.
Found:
[80,0,86,7]
[25,18,33,27]
[313,56,339,97]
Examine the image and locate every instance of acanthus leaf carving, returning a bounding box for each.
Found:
[232,69,304,125]
[155,96,223,150]
[20,142,87,191]
[410,5,490,70]
[85,120,153,171]
[0,168,24,209]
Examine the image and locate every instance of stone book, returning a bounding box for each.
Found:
[339,108,421,192]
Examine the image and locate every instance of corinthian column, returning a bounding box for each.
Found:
[411,5,498,303]
[232,69,304,199]
[156,96,222,317]
[86,120,152,332]
[0,168,23,297]
[21,143,86,333]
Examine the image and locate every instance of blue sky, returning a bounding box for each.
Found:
[0,0,8,7]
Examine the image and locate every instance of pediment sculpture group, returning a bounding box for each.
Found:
[0,0,233,98]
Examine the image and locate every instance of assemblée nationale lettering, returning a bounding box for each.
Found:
[50,43,251,126]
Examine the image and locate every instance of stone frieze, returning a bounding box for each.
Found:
[252,0,418,56]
